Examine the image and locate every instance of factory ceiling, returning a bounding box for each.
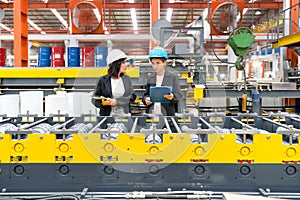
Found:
[0,0,283,56]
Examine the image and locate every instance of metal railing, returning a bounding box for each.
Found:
[254,3,300,43]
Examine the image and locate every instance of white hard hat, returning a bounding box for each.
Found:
[106,49,127,66]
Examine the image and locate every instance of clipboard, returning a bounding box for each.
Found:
[150,86,172,103]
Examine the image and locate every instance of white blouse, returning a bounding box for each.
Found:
[153,74,164,115]
[111,78,125,98]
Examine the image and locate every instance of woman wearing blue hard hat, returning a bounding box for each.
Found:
[92,49,136,116]
[143,46,183,116]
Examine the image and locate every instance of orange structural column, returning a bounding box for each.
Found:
[14,0,28,67]
[286,0,299,69]
[290,0,299,68]
[150,0,160,48]
[291,0,299,33]
[151,0,159,25]
[288,0,299,109]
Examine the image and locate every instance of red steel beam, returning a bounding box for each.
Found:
[0,3,68,9]
[0,2,283,9]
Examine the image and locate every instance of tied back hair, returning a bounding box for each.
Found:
[108,58,126,78]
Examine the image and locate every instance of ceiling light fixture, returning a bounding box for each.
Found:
[129,0,138,33]
[166,8,173,22]
[28,19,42,31]
[131,8,138,31]
[166,0,174,22]
[93,8,101,23]
[242,8,248,15]
[50,9,68,29]
[0,23,12,33]
[255,11,261,15]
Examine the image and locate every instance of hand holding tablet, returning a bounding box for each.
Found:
[150,86,173,103]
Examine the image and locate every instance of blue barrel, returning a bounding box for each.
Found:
[95,46,108,67]
[37,46,51,67]
[68,47,80,67]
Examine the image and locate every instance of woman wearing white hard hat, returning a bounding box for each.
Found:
[92,49,136,116]
[143,46,183,116]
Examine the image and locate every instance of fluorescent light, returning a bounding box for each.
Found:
[167,0,174,22]
[93,8,101,23]
[166,8,173,22]
[255,10,261,15]
[51,9,68,29]
[28,18,47,35]
[130,8,138,31]
[0,23,12,33]
[129,0,137,33]
[28,19,42,31]
[203,8,208,17]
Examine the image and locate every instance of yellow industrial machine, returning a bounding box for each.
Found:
[0,112,299,200]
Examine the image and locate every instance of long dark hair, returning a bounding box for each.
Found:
[108,58,126,78]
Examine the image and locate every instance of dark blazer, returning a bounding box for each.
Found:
[143,70,183,116]
[92,74,136,116]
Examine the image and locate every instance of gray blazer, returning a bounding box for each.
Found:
[143,70,183,116]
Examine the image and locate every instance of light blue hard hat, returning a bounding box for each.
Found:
[149,46,168,59]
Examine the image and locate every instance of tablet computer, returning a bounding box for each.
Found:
[150,86,172,103]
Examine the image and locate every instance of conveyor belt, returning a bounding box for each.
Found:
[0,113,299,193]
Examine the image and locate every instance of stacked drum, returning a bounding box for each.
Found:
[51,46,65,67]
[36,46,108,67]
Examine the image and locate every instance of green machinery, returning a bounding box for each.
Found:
[227,27,255,70]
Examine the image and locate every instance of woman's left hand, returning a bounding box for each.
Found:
[164,93,174,100]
